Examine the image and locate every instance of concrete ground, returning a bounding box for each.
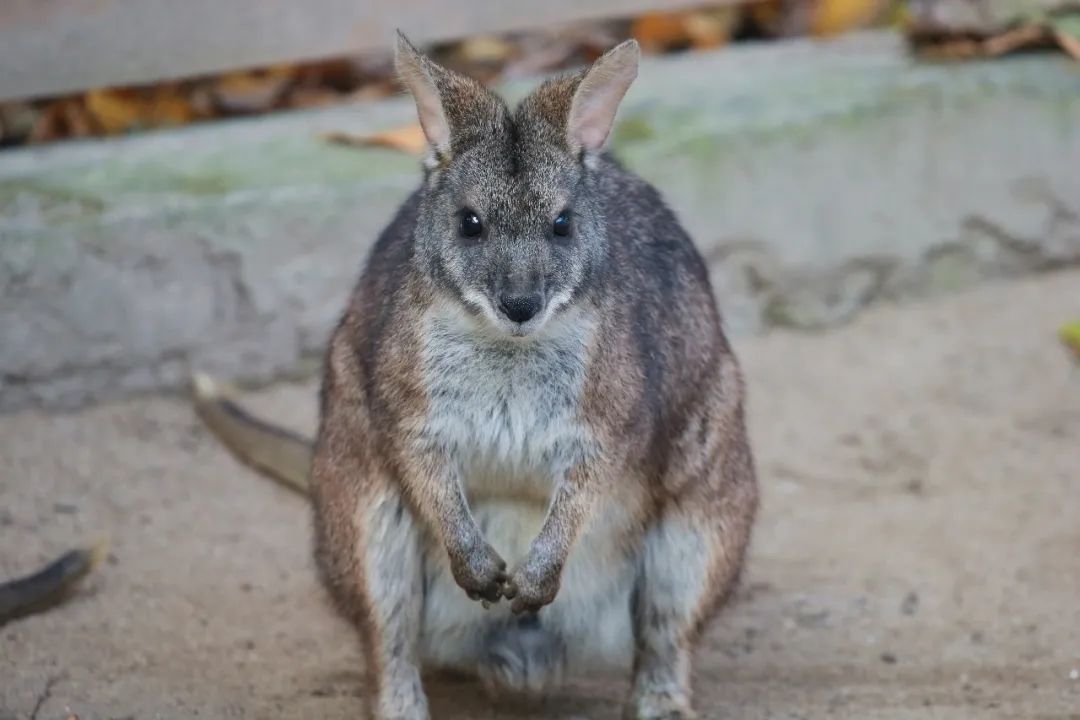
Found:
[2,270,1079,720]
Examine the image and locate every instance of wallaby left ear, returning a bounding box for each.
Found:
[566,40,640,151]
[394,31,452,154]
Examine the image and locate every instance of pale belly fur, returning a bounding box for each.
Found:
[417,304,638,674]
[418,496,638,674]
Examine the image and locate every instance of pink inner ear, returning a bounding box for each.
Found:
[573,103,614,150]
[567,43,638,151]
[395,37,452,152]
[414,89,450,149]
[579,127,608,149]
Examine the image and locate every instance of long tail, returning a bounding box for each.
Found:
[190,373,314,496]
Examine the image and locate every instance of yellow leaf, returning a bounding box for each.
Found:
[458,36,515,64]
[85,87,193,134]
[147,86,195,125]
[320,123,428,155]
[811,0,883,36]
[684,8,738,49]
[85,89,143,134]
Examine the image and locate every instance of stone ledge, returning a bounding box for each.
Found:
[2,32,1079,411]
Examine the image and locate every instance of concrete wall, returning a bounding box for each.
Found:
[2,32,1079,410]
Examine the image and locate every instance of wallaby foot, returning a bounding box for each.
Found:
[372,660,429,720]
[628,473,754,720]
[625,685,698,720]
[478,614,566,696]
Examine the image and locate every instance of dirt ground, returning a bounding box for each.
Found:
[2,270,1079,720]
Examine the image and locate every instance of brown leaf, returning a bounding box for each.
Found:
[684,8,739,49]
[631,12,692,53]
[85,86,195,134]
[748,0,786,35]
[30,99,99,143]
[320,123,428,154]
[286,87,345,109]
[347,79,399,102]
[212,68,293,113]
[85,89,144,134]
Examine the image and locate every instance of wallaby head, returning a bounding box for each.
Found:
[394,32,639,337]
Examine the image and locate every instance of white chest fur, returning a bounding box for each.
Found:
[419,304,595,504]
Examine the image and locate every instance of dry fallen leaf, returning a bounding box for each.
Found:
[320,123,428,154]
[212,67,293,113]
[631,12,692,53]
[85,86,195,135]
[85,89,144,134]
[458,35,516,64]
[29,99,98,143]
[287,86,346,109]
[812,0,886,36]
[684,8,739,49]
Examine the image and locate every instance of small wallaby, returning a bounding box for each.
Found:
[198,33,758,720]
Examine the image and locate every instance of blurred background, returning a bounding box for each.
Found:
[1,1,1079,718]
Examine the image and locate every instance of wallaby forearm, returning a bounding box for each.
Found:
[506,467,599,613]
[398,447,508,602]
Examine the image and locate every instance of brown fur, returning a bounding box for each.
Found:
[306,34,758,720]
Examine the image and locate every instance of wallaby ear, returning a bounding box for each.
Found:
[566,39,640,151]
[394,32,451,153]
[394,31,509,160]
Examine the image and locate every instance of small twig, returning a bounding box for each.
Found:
[982,24,1049,56]
[1055,28,1080,59]
[29,673,63,720]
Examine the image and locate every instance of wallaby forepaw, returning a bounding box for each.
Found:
[452,541,508,603]
[504,561,560,614]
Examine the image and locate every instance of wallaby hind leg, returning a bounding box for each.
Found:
[312,469,428,720]
[628,448,757,720]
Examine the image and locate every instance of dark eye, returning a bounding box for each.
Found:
[459,210,483,239]
[552,211,572,238]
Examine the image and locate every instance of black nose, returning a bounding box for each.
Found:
[497,292,543,324]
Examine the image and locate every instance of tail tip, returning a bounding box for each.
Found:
[87,536,111,570]
[190,371,222,401]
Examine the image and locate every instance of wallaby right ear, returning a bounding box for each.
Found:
[394,31,508,160]
[566,39,640,151]
[394,32,452,154]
